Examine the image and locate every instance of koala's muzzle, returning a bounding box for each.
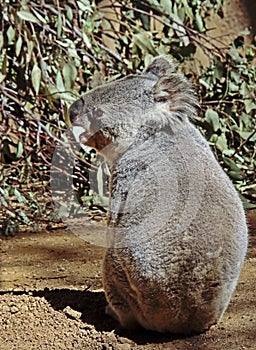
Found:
[69,98,84,123]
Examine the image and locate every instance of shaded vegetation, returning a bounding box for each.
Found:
[0,0,255,234]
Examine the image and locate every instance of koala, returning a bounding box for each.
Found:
[69,56,248,335]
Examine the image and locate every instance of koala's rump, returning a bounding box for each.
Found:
[104,126,248,334]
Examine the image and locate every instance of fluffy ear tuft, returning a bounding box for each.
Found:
[152,72,199,125]
[143,56,199,128]
[143,55,176,78]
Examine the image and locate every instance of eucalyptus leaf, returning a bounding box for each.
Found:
[15,36,23,56]
[222,156,242,172]
[63,63,77,89]
[6,210,16,219]
[57,14,62,37]
[237,130,256,142]
[56,71,65,91]
[133,33,158,55]
[195,10,205,32]
[228,170,243,181]
[19,210,31,225]
[6,26,15,44]
[244,100,256,114]
[205,109,220,132]
[0,32,3,51]
[17,10,39,23]
[31,9,48,24]
[1,0,255,228]
[16,141,24,159]
[216,134,228,151]
[14,188,27,204]
[32,64,41,95]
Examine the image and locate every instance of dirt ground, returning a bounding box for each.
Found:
[0,210,256,350]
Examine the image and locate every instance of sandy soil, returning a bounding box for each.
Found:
[0,210,256,350]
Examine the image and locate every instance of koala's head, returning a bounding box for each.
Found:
[69,56,198,163]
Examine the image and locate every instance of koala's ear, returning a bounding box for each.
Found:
[143,55,176,78]
[146,57,198,123]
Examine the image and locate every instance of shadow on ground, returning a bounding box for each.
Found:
[31,288,184,345]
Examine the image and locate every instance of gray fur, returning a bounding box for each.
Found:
[69,56,248,335]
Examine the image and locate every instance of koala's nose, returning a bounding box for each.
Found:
[69,98,84,123]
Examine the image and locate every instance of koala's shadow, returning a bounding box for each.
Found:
[33,288,184,345]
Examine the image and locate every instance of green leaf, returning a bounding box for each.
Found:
[195,10,205,32]
[56,71,65,91]
[205,109,220,131]
[65,5,73,21]
[6,26,15,44]
[239,81,249,97]
[244,100,256,113]
[216,133,228,151]
[6,210,16,218]
[15,36,23,56]
[182,0,193,20]
[32,64,41,94]
[63,63,77,89]
[16,141,24,158]
[0,32,4,51]
[222,156,242,172]
[19,210,31,225]
[31,9,48,24]
[160,0,173,15]
[0,50,7,83]
[199,78,211,90]
[228,80,239,92]
[14,188,27,204]
[82,32,92,49]
[133,33,158,56]
[57,14,62,37]
[17,10,39,23]
[228,170,243,181]
[147,0,162,9]
[237,130,256,141]
[172,13,190,46]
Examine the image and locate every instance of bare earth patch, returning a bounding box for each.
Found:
[0,210,256,350]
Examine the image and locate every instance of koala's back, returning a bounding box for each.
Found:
[104,121,247,334]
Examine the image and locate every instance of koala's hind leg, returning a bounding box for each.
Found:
[105,299,140,330]
[103,251,141,330]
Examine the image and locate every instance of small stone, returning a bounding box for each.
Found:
[20,305,29,313]
[118,337,133,345]
[1,305,11,313]
[107,332,117,343]
[10,305,19,314]
[63,306,82,320]
[116,344,131,350]
[58,266,66,272]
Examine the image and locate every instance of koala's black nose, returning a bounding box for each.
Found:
[69,98,84,123]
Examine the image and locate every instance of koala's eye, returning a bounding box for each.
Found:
[93,108,104,118]
[87,108,104,130]
[87,108,104,121]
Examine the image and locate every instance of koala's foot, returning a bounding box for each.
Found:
[105,303,141,330]
[105,304,118,320]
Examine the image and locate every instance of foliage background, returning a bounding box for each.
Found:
[0,0,255,235]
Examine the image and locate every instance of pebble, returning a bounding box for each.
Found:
[63,306,82,320]
[116,344,131,350]
[10,305,19,314]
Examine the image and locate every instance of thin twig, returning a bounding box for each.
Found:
[232,129,256,156]
[0,86,65,146]
[115,3,227,58]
